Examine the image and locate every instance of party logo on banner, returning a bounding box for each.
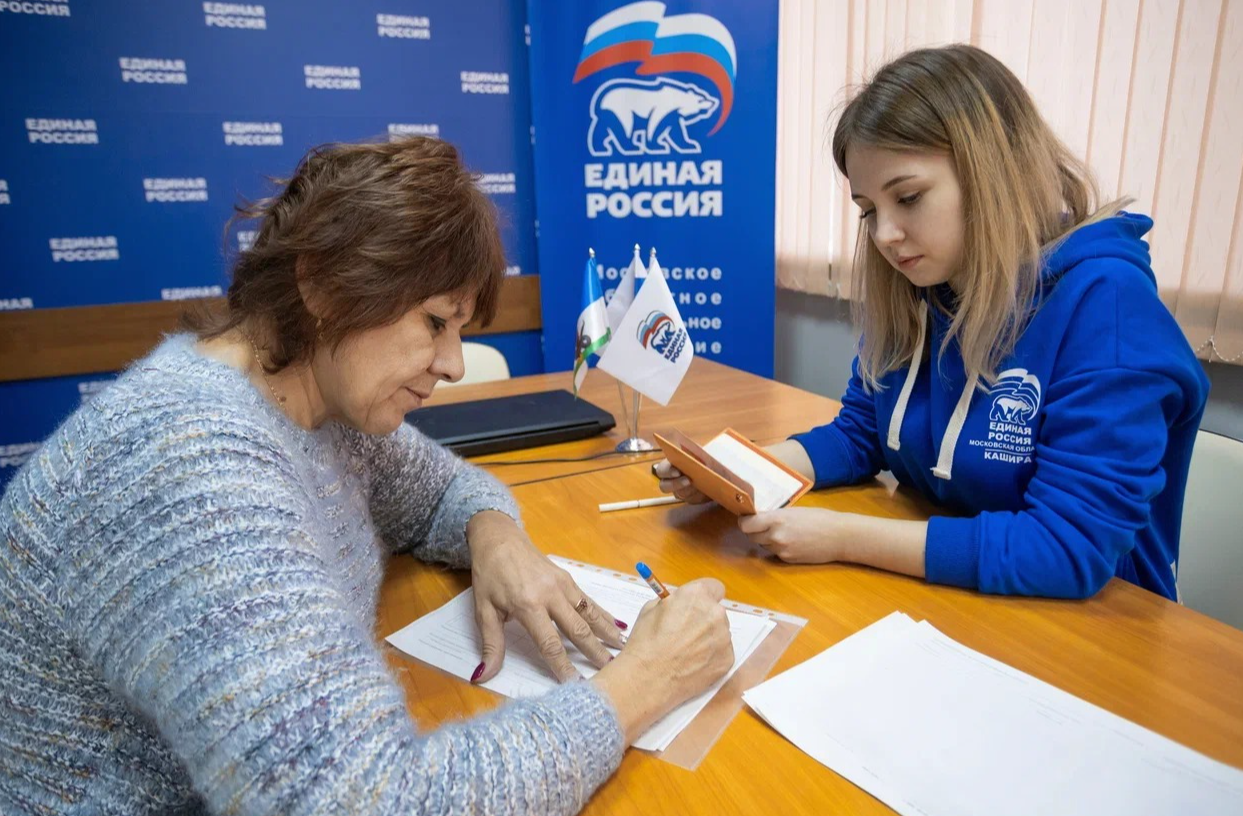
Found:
[203,3,266,30]
[574,1,733,219]
[461,71,509,94]
[2,0,70,17]
[49,236,119,263]
[387,123,439,141]
[222,121,283,146]
[143,177,208,203]
[26,118,97,145]
[376,13,430,39]
[119,58,188,84]
[304,65,361,90]
[478,172,516,194]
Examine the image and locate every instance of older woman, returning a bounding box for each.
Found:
[0,137,733,815]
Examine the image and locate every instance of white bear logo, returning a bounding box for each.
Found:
[587,78,720,157]
[989,368,1042,423]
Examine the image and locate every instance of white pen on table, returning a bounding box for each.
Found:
[597,495,682,513]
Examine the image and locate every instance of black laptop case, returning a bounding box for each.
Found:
[405,389,616,457]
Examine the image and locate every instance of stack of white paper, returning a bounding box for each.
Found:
[387,559,775,751]
[743,612,1243,816]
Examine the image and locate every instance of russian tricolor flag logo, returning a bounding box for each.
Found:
[574,1,738,135]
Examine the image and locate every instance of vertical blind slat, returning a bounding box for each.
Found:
[775,0,798,289]
[1087,0,1142,200]
[1148,0,1221,308]
[1063,0,1106,162]
[1174,0,1242,349]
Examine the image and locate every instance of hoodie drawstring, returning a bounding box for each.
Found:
[887,303,926,452]
[885,300,980,481]
[932,369,979,481]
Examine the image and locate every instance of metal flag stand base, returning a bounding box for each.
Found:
[614,380,656,452]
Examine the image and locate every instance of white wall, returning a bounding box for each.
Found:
[774,290,1243,442]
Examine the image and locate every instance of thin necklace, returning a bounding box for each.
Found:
[247,337,287,405]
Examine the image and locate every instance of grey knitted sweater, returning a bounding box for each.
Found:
[0,334,624,815]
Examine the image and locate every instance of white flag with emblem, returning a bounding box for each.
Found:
[597,248,694,406]
[605,243,642,334]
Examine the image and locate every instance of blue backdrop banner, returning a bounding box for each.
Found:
[526,0,777,381]
[0,0,539,491]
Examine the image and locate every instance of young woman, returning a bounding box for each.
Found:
[658,44,1208,601]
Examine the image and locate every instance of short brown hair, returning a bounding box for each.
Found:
[186,136,506,370]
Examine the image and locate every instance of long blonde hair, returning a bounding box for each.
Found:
[832,45,1127,389]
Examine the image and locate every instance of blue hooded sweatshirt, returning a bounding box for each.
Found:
[792,214,1209,601]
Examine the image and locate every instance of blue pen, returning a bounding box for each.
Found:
[636,562,670,599]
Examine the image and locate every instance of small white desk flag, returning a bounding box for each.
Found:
[605,243,641,334]
[597,249,694,405]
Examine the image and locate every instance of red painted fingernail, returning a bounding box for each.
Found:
[471,662,485,683]
[614,619,628,630]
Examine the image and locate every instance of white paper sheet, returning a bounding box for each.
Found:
[387,560,775,751]
[743,612,1243,816]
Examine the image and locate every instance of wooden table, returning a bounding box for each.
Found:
[378,370,1243,815]
[423,358,841,485]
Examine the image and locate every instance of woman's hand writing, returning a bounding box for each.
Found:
[590,577,734,744]
[466,511,627,683]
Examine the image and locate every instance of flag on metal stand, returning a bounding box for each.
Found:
[598,247,694,406]
[605,243,641,334]
[573,248,611,396]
